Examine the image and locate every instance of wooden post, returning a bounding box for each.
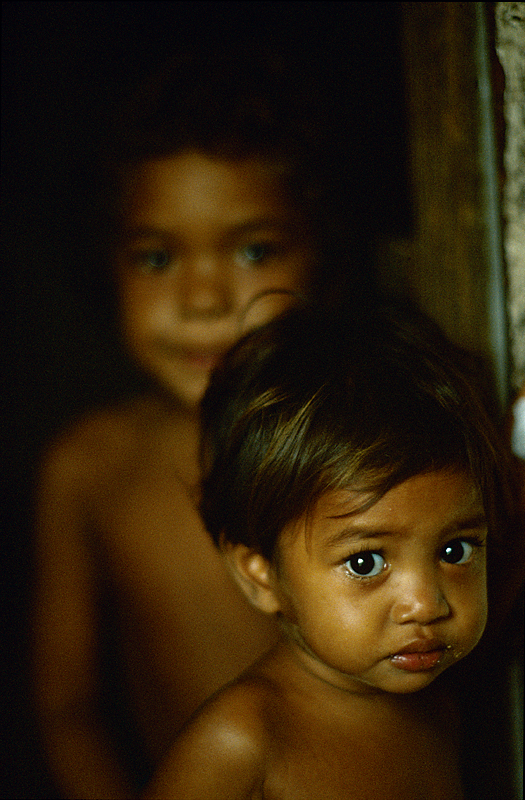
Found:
[378,2,510,404]
[496,2,525,394]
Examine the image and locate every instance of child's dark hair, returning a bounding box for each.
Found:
[200,300,523,628]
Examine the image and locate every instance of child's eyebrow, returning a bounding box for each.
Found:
[322,512,487,549]
[225,218,301,235]
[119,218,299,241]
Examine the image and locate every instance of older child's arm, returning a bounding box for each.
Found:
[143,684,267,800]
[32,425,136,799]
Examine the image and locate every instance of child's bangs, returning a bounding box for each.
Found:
[307,390,475,512]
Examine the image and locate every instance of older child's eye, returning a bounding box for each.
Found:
[441,539,476,565]
[239,243,275,266]
[137,249,171,273]
[345,551,386,578]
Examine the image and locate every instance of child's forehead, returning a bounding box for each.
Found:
[282,469,483,549]
[317,471,480,515]
[120,150,297,219]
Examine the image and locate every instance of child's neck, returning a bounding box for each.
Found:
[268,638,450,718]
[136,387,202,488]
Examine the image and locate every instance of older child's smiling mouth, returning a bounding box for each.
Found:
[156,340,229,371]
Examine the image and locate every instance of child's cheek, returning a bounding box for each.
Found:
[239,289,307,335]
[462,576,488,655]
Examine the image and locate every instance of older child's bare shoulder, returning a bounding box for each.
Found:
[38,394,174,496]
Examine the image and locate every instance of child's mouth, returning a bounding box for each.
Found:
[156,341,228,371]
[390,650,445,671]
[390,639,448,671]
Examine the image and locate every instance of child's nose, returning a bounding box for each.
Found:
[390,568,450,626]
[177,256,233,319]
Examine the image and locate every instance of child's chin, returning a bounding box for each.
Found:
[154,372,209,410]
[377,664,449,694]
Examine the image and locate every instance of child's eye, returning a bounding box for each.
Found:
[238,242,276,266]
[440,539,477,565]
[136,249,171,273]
[344,551,386,578]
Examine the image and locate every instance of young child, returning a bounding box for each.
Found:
[144,302,523,800]
[31,48,370,798]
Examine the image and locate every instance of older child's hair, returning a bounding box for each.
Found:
[93,45,370,300]
[200,301,523,625]
[105,49,325,205]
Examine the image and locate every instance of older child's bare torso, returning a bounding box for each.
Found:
[50,394,279,768]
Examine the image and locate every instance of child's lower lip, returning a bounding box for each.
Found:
[390,650,444,671]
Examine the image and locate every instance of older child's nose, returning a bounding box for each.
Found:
[177,257,233,319]
[390,568,450,626]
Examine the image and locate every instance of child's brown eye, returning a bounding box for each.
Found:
[345,552,385,578]
[441,539,475,565]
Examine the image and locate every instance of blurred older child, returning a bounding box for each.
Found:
[32,48,369,798]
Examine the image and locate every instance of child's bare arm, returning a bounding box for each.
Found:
[32,423,136,799]
[143,685,267,800]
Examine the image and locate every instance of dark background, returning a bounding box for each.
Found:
[2,3,409,796]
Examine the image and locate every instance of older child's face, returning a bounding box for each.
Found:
[114,151,315,408]
[271,469,488,695]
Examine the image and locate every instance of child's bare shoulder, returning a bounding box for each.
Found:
[39,395,162,492]
[207,670,283,743]
[144,672,279,799]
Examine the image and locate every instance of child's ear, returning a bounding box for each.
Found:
[220,541,282,614]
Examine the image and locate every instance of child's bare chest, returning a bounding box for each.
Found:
[262,696,463,800]
[89,443,278,757]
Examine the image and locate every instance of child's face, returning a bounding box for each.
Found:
[270,469,488,695]
[114,151,316,408]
